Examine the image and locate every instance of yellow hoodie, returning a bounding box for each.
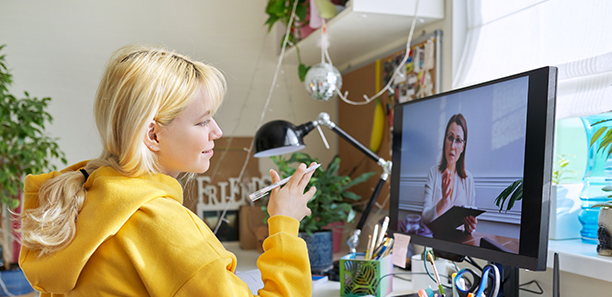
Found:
[19,162,312,296]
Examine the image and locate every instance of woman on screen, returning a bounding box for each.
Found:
[422,113,477,233]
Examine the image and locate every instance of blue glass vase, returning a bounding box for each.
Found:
[579,112,612,244]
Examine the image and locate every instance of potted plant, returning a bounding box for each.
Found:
[0,44,67,296]
[588,117,612,253]
[549,154,582,240]
[263,152,375,273]
[591,199,612,256]
[265,0,311,81]
[264,0,338,81]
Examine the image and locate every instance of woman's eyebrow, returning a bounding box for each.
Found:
[198,110,211,119]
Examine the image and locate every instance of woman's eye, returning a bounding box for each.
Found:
[197,120,210,126]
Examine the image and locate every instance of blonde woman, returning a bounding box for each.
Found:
[19,45,317,296]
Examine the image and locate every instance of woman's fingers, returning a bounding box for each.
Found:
[265,163,317,221]
[303,187,316,216]
[464,216,477,232]
[269,169,280,194]
[298,162,317,189]
[286,163,307,189]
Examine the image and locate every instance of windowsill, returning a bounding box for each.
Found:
[547,239,612,282]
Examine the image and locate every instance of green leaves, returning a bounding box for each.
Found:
[590,119,612,159]
[0,44,67,208]
[494,179,523,212]
[298,63,311,82]
[265,0,309,30]
[268,152,375,234]
[264,0,312,81]
[552,154,576,184]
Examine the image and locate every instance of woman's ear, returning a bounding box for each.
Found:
[144,120,161,152]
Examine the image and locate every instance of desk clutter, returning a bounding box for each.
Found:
[338,216,395,297]
[339,253,393,297]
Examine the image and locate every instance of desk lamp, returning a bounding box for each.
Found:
[253,112,392,253]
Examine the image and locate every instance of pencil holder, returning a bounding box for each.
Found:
[339,253,393,297]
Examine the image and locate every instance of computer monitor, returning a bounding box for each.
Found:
[389,66,557,295]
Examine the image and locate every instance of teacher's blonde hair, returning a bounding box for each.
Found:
[20,45,226,256]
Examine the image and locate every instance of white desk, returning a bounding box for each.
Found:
[226,239,612,296]
[224,242,417,297]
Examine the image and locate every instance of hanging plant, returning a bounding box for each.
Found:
[264,0,338,81]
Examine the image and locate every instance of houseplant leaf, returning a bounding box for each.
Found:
[267,152,374,235]
[494,179,523,212]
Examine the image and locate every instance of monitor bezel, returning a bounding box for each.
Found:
[389,66,557,271]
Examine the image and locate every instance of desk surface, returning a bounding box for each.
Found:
[223,242,417,297]
[225,238,612,296]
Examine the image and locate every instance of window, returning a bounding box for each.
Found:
[454,0,612,119]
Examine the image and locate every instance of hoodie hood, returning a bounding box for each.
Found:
[19,162,183,294]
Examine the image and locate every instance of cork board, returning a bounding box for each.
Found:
[338,31,441,211]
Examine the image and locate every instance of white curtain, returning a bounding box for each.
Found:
[454,0,612,119]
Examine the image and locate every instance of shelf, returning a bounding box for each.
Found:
[282,0,445,71]
[548,239,612,282]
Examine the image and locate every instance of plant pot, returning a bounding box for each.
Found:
[325,221,344,253]
[549,184,582,240]
[597,207,612,256]
[299,230,333,274]
[0,267,34,297]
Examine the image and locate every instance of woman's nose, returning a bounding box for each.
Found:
[211,119,222,139]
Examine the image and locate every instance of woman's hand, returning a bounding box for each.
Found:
[436,169,453,216]
[441,168,453,200]
[266,163,317,222]
[463,215,477,233]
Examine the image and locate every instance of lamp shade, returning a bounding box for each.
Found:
[253,120,315,158]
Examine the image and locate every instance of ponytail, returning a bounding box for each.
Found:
[20,160,107,256]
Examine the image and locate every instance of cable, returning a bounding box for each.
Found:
[213,0,300,234]
[423,248,453,290]
[372,271,452,296]
[519,280,544,295]
[333,0,421,106]
[465,256,483,272]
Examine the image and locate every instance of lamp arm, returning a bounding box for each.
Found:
[346,176,388,253]
[315,112,385,166]
[314,112,393,253]
[356,175,387,230]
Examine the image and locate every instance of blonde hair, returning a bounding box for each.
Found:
[20,45,226,256]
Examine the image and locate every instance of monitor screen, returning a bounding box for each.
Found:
[389,66,557,271]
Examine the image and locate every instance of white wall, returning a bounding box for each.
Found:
[0,0,338,172]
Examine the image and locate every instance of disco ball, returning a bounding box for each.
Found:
[304,63,342,101]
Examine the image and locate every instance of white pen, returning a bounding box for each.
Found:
[377,216,389,248]
[248,163,321,202]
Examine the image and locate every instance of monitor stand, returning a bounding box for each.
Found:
[497,263,519,297]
